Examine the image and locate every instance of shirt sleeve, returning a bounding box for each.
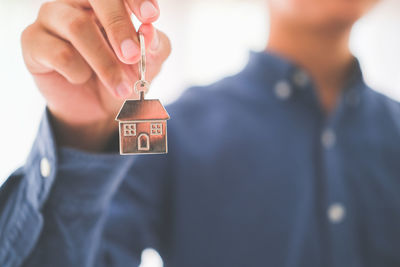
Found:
[0,109,171,267]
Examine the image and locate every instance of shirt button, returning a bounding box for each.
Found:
[40,157,51,178]
[328,203,346,224]
[274,81,292,100]
[321,128,336,149]
[292,69,309,88]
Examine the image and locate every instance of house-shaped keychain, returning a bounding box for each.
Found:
[116,33,170,155]
[116,90,170,155]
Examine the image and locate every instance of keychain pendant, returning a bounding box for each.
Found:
[115,33,170,155]
[116,86,170,155]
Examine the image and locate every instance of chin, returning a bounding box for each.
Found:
[325,0,376,23]
[299,0,377,31]
[270,0,379,31]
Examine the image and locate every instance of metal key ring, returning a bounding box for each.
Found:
[134,80,150,95]
[139,32,146,82]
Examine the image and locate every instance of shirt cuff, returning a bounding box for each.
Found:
[23,108,59,210]
[0,108,56,267]
[30,109,133,214]
[1,109,134,266]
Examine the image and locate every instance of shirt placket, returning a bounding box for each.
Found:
[319,88,364,267]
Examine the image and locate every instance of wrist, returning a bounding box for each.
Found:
[48,110,118,153]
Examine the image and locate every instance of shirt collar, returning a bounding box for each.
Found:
[241,50,367,107]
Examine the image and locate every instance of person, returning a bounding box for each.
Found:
[1,0,399,266]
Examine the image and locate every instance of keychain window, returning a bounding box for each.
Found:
[124,124,136,136]
[150,123,162,135]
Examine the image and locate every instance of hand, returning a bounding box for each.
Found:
[21,0,171,152]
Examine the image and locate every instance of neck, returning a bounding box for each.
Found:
[267,19,355,113]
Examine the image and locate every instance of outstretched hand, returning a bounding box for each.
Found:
[21,0,171,151]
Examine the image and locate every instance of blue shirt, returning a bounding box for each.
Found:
[1,51,400,267]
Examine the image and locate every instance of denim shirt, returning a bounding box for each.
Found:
[1,51,400,267]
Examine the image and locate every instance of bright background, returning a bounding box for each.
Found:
[0,0,399,266]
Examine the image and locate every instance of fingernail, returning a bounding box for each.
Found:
[121,39,138,60]
[140,1,158,20]
[150,31,159,51]
[116,83,131,98]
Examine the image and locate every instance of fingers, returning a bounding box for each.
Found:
[88,0,141,64]
[26,0,168,99]
[64,0,160,64]
[21,24,92,85]
[37,1,132,98]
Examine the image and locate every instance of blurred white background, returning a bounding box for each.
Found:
[0,0,399,266]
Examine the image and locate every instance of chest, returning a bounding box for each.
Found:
[168,110,400,266]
